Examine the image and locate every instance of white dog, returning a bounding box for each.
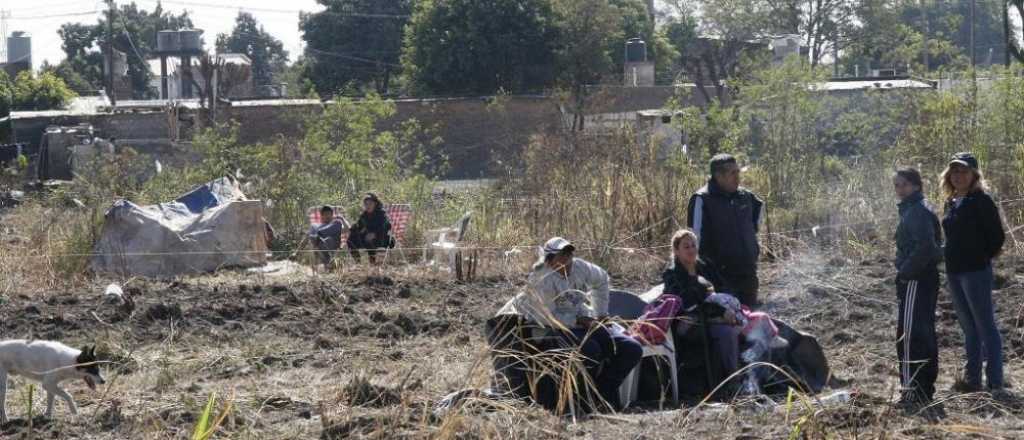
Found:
[0,340,106,423]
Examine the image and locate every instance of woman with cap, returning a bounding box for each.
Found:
[496,237,642,412]
[940,152,1007,394]
[347,193,393,264]
[892,167,942,409]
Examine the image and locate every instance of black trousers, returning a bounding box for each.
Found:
[896,269,939,400]
[347,232,392,261]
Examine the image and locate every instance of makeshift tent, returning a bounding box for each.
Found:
[92,177,268,277]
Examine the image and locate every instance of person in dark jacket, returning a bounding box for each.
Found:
[347,193,393,264]
[940,152,1007,394]
[662,229,741,383]
[309,206,349,268]
[687,154,764,307]
[892,168,942,409]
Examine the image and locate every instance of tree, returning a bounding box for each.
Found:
[402,0,557,95]
[41,61,94,94]
[216,12,289,87]
[839,0,1012,74]
[57,22,106,89]
[11,71,77,111]
[57,3,192,98]
[551,0,620,129]
[769,0,857,67]
[300,0,412,96]
[186,54,252,124]
[674,0,775,104]
[0,72,12,142]
[607,0,677,84]
[550,0,676,129]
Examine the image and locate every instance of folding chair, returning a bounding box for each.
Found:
[608,290,680,409]
[383,203,413,262]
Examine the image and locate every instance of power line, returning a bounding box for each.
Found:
[8,10,101,20]
[5,1,97,14]
[120,12,151,74]
[306,47,401,68]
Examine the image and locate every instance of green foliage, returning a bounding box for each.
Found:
[216,12,289,86]
[135,94,442,246]
[300,0,412,96]
[191,392,232,440]
[840,0,1010,74]
[41,60,95,94]
[403,0,557,95]
[0,71,11,140]
[10,71,77,111]
[737,58,834,208]
[57,3,193,98]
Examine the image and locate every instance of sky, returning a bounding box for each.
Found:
[2,0,325,71]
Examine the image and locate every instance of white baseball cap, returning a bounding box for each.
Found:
[542,237,575,256]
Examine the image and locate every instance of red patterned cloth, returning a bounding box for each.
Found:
[384,204,412,245]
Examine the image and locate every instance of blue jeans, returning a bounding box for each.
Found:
[948,265,1004,389]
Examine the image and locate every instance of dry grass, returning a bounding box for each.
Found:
[0,242,1022,438]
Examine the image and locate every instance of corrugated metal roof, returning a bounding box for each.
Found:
[811,79,934,91]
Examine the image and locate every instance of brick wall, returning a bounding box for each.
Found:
[13,87,682,179]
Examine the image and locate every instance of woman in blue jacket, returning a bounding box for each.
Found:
[892,168,942,409]
[940,152,1006,394]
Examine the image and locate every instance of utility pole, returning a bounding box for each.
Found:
[1004,0,1012,67]
[0,10,9,63]
[106,0,117,106]
[921,0,930,74]
[970,0,976,68]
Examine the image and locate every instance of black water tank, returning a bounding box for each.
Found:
[625,37,647,63]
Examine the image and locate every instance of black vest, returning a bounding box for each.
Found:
[691,180,762,276]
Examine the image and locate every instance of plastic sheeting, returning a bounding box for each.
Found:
[92,177,267,277]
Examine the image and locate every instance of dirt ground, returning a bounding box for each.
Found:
[1,251,1023,439]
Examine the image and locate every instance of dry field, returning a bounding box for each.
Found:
[0,245,1023,439]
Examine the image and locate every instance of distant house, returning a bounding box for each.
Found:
[146,53,254,99]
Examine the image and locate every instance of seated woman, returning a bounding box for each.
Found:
[662,229,742,391]
[347,193,393,264]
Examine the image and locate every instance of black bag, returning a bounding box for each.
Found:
[634,355,675,408]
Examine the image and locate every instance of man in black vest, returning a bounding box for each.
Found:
[687,154,764,307]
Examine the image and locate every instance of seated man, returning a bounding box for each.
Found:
[496,237,642,412]
[347,193,393,264]
[309,205,349,268]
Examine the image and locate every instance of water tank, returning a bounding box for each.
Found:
[179,29,203,52]
[625,37,647,63]
[157,30,181,53]
[7,31,31,66]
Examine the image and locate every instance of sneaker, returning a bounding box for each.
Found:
[896,391,942,418]
[952,378,983,393]
[895,391,928,412]
[990,388,1015,402]
[917,401,946,421]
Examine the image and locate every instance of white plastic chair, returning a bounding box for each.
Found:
[618,327,679,409]
[424,212,471,270]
